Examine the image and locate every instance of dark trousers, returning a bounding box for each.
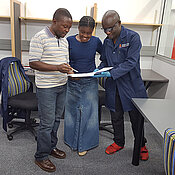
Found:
[110,88,147,147]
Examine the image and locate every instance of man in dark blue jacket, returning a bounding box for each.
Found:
[98,10,149,160]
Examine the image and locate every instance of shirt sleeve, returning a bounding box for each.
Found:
[98,39,108,69]
[29,35,43,62]
[96,37,103,55]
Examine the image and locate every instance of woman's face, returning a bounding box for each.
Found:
[78,26,94,42]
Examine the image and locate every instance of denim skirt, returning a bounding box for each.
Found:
[64,77,99,152]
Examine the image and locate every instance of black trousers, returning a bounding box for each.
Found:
[110,88,147,147]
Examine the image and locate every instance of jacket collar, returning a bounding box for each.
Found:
[105,25,127,48]
[120,25,127,39]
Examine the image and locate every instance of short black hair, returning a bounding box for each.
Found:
[103,10,120,22]
[53,8,72,21]
[79,16,95,29]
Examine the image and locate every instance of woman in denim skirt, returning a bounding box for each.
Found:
[64,16,102,156]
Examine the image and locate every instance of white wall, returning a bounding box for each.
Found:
[95,0,162,23]
[0,22,11,39]
[0,0,163,68]
[0,0,10,16]
[0,51,12,59]
[141,57,153,69]
[19,0,163,23]
[152,57,175,99]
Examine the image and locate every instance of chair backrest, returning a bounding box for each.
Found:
[98,77,107,89]
[8,62,30,97]
[0,57,32,131]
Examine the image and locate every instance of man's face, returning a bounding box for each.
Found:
[102,17,121,41]
[52,17,72,38]
[78,26,93,42]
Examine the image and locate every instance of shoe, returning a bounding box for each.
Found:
[105,142,124,155]
[140,146,149,161]
[50,148,66,159]
[78,151,87,156]
[35,159,56,172]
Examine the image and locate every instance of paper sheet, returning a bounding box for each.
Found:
[68,67,113,77]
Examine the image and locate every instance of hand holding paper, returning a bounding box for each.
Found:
[93,71,111,78]
[68,67,113,77]
[93,68,99,72]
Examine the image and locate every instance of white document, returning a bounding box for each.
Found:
[68,67,113,77]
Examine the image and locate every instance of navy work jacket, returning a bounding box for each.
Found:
[99,26,147,112]
[0,57,31,131]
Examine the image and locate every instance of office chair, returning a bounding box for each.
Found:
[98,77,113,134]
[0,57,39,141]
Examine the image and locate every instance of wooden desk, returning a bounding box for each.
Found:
[141,69,169,90]
[131,98,175,166]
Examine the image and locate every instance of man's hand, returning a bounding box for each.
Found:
[93,71,111,78]
[93,68,99,72]
[57,63,73,73]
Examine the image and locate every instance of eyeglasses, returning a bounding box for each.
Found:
[102,21,120,33]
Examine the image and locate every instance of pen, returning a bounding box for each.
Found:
[72,68,79,72]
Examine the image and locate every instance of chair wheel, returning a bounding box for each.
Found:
[8,123,13,128]
[7,134,13,141]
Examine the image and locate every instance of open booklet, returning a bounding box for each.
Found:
[68,67,113,77]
